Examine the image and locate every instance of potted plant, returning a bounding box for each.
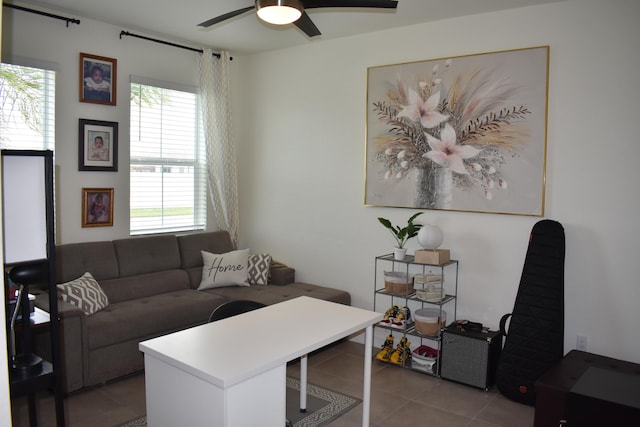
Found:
[377,212,423,260]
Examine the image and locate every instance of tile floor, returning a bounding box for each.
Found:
[10,340,534,426]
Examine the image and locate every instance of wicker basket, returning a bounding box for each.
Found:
[414,273,443,286]
[415,286,445,303]
[384,271,414,295]
[414,308,446,336]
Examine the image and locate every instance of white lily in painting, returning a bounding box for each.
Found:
[397,89,449,129]
[423,124,481,175]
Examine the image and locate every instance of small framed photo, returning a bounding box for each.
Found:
[82,188,114,227]
[79,119,118,171]
[80,52,117,106]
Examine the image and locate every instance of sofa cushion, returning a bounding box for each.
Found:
[178,231,235,269]
[203,282,351,307]
[198,249,250,290]
[86,289,227,350]
[114,235,181,277]
[248,254,272,285]
[57,272,109,316]
[99,269,191,304]
[56,241,119,283]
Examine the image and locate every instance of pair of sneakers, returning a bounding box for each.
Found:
[379,305,413,329]
[375,334,412,366]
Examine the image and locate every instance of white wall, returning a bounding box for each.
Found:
[0,0,639,420]
[1,7,222,244]
[2,0,639,368]
[236,0,640,363]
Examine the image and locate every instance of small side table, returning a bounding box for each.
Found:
[10,307,65,427]
[567,367,640,425]
[534,350,640,427]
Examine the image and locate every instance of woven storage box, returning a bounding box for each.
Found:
[384,271,414,295]
[415,286,445,303]
[414,273,443,285]
[415,249,450,264]
[414,308,447,336]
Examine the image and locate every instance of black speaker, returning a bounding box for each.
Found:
[440,325,502,390]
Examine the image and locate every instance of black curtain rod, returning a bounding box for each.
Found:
[3,3,80,27]
[119,31,230,60]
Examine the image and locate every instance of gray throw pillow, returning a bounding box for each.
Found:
[57,272,109,315]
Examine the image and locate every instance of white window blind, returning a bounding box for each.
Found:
[130,81,207,235]
[0,63,55,150]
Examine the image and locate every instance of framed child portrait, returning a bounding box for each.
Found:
[78,119,118,171]
[82,188,114,227]
[80,52,117,106]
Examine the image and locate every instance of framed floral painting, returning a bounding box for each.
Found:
[365,46,549,216]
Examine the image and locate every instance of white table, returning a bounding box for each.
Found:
[140,296,383,427]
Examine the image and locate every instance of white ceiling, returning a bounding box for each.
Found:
[12,0,561,54]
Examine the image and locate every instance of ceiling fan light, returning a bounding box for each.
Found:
[256,0,302,25]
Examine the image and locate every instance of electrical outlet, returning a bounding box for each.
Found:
[576,335,588,351]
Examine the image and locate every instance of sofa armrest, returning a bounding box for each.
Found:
[34,291,84,320]
[33,292,87,393]
[269,261,295,286]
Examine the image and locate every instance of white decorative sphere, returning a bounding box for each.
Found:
[417,225,443,249]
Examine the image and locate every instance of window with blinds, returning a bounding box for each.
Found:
[0,63,55,150]
[129,81,207,235]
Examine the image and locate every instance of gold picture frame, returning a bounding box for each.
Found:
[82,188,114,227]
[80,52,117,106]
[365,46,549,216]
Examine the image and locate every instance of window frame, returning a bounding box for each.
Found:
[0,59,56,151]
[129,77,207,235]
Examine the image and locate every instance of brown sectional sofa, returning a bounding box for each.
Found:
[34,231,350,393]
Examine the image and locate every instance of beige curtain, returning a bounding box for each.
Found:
[198,49,239,247]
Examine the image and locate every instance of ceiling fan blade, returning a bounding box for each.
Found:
[197,6,256,28]
[303,0,398,9]
[294,11,322,37]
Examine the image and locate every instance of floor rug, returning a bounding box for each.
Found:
[119,377,361,427]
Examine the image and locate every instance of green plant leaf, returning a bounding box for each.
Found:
[377,212,425,248]
[408,212,424,224]
[377,217,392,230]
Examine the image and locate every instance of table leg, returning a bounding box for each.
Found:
[300,354,308,412]
[362,325,373,427]
[27,393,37,427]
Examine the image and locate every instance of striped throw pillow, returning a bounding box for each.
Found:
[248,254,272,285]
[57,272,109,315]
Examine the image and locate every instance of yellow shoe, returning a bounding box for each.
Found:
[389,337,408,366]
[401,340,412,365]
[390,337,412,366]
[375,334,395,362]
[379,305,399,326]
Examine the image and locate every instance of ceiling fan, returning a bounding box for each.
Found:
[198,0,399,38]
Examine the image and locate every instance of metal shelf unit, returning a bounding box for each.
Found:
[373,253,458,376]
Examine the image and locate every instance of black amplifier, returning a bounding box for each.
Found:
[440,323,502,390]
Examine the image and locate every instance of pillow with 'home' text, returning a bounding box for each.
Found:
[198,248,250,290]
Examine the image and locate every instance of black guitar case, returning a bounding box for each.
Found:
[495,219,565,406]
